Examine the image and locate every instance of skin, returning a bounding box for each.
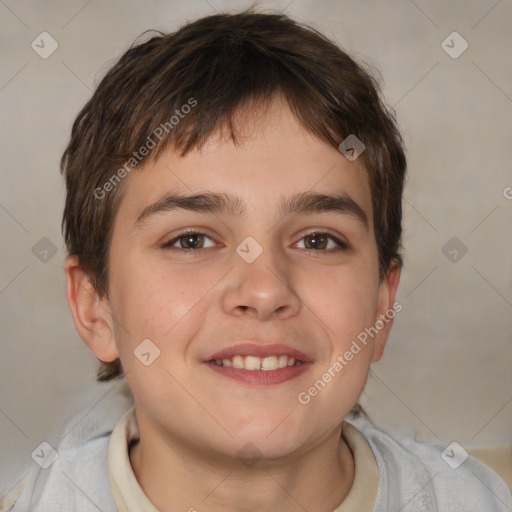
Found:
[65,94,401,512]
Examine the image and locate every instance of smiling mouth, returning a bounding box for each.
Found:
[208,354,303,370]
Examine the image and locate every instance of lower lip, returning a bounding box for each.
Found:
[204,361,312,385]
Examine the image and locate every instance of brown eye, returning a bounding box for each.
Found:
[162,231,215,250]
[179,234,204,249]
[304,233,328,250]
[296,232,347,251]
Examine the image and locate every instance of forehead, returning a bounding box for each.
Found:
[114,97,373,230]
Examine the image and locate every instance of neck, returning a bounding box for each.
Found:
[129,422,354,512]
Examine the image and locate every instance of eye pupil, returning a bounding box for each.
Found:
[183,234,202,249]
[166,231,342,252]
[306,233,327,250]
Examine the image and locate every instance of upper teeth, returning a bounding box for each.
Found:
[213,355,298,370]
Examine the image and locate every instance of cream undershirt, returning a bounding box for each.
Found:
[108,407,378,512]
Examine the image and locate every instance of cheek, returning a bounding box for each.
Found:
[297,275,378,425]
[310,262,379,344]
[109,258,215,352]
[108,264,206,401]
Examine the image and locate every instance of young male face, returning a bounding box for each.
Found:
[68,95,400,465]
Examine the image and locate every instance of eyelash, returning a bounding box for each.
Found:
[161,229,349,253]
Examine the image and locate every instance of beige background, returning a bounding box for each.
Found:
[1,0,511,494]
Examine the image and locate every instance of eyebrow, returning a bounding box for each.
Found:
[134,191,369,231]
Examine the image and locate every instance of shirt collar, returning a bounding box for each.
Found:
[108,406,378,512]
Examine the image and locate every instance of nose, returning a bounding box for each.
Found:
[220,241,302,321]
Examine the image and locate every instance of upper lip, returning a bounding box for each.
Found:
[205,343,313,362]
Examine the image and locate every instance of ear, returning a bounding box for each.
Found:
[371,261,401,362]
[64,255,119,362]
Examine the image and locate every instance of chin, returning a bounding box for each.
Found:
[228,422,306,458]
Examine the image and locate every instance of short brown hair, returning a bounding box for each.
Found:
[60,9,406,383]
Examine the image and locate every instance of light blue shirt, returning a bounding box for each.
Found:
[6,382,511,512]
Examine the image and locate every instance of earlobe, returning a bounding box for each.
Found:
[64,256,119,363]
[371,262,402,362]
